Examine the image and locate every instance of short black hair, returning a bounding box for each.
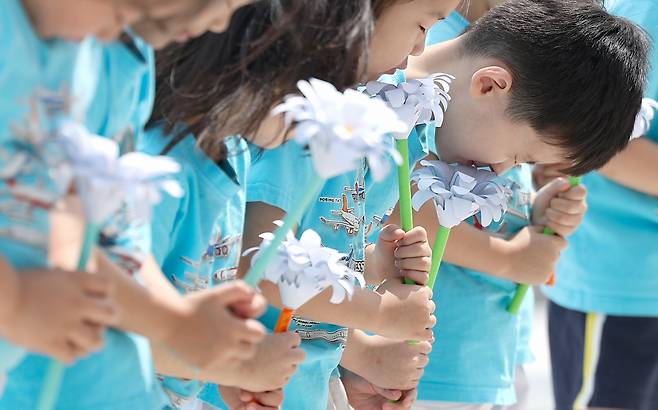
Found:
[461,0,650,175]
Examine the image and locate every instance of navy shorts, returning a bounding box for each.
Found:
[549,300,658,410]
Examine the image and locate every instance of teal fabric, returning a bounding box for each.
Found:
[85,31,155,152]
[0,1,163,406]
[236,71,428,409]
[544,0,658,316]
[416,166,534,405]
[135,127,250,408]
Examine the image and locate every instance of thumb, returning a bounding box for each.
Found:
[533,177,569,222]
[213,280,259,307]
[239,390,255,402]
[373,385,403,401]
[377,224,405,247]
[229,292,267,319]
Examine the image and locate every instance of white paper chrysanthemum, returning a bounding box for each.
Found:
[631,98,658,140]
[273,78,407,181]
[54,121,183,224]
[364,73,454,138]
[244,222,365,309]
[411,160,508,229]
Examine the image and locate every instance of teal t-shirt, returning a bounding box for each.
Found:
[544,0,658,316]
[415,165,534,405]
[240,72,428,410]
[85,32,155,153]
[0,0,84,371]
[132,127,250,408]
[0,2,164,407]
[242,141,363,410]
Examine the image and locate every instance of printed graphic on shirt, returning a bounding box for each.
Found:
[100,214,147,276]
[319,176,368,237]
[320,193,364,236]
[341,245,365,275]
[292,317,349,345]
[0,91,74,248]
[176,227,242,292]
[366,207,393,238]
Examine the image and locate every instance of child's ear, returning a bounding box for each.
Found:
[469,66,513,97]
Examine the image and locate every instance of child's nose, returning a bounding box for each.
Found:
[411,34,427,57]
[118,4,145,27]
[492,160,515,175]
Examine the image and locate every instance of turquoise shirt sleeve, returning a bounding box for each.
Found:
[247,140,315,217]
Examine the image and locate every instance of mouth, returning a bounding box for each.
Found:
[464,160,494,171]
[384,58,410,75]
[176,31,193,43]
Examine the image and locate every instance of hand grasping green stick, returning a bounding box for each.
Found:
[507,176,581,314]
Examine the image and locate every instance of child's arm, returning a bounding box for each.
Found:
[341,329,431,390]
[0,257,20,330]
[241,202,435,342]
[341,368,418,409]
[95,251,277,382]
[218,386,283,410]
[387,172,577,285]
[153,331,304,393]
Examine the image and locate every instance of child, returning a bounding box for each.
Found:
[0,0,266,408]
[208,1,473,408]
[331,0,648,407]
[399,0,649,408]
[381,2,537,409]
[119,1,432,408]
[408,162,583,410]
[539,1,658,409]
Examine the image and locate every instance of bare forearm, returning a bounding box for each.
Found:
[442,223,512,278]
[340,329,369,374]
[391,181,513,280]
[152,343,202,380]
[364,243,383,285]
[258,281,383,332]
[97,252,184,342]
[0,256,19,326]
[598,138,658,196]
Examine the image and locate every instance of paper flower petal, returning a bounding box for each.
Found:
[52,122,183,224]
[246,223,365,310]
[364,73,455,138]
[411,160,508,229]
[274,79,406,182]
[631,98,658,140]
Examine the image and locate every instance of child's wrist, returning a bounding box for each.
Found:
[340,332,368,374]
[0,261,21,330]
[492,239,519,281]
[151,293,192,344]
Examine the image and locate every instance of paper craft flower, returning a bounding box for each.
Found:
[631,98,658,140]
[363,73,455,137]
[411,160,508,229]
[244,222,365,309]
[53,120,183,224]
[273,78,407,181]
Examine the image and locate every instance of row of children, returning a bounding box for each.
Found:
[0,0,655,409]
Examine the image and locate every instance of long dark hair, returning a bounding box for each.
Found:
[149,0,397,162]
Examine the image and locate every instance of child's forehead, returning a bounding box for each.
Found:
[425,0,461,18]
[117,0,195,17]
